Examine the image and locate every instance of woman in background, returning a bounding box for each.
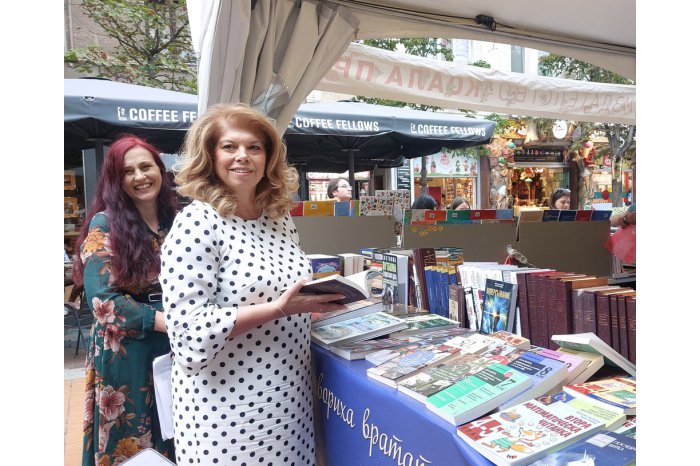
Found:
[550,188,572,210]
[411,193,438,210]
[450,196,471,210]
[73,135,178,465]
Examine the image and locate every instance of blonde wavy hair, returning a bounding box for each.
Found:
[175,103,299,219]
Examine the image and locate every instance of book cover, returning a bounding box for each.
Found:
[306,254,342,279]
[442,333,508,354]
[311,312,408,348]
[289,201,303,216]
[390,314,460,338]
[381,252,409,310]
[498,351,569,410]
[552,347,604,385]
[464,287,479,331]
[302,200,335,216]
[595,289,634,348]
[541,210,561,222]
[300,273,370,305]
[590,210,613,221]
[480,279,518,334]
[333,200,352,216]
[572,285,616,334]
[425,210,447,222]
[613,416,637,439]
[489,331,531,350]
[310,299,383,328]
[329,337,411,361]
[551,332,635,377]
[456,395,606,466]
[574,210,593,221]
[471,209,498,220]
[581,286,621,334]
[426,363,532,426]
[366,342,461,388]
[558,210,577,221]
[535,391,627,431]
[562,376,636,415]
[532,272,573,348]
[448,284,467,327]
[529,430,635,466]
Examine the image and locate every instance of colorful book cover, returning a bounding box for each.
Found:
[498,351,568,409]
[446,209,470,222]
[426,363,532,426]
[333,200,352,216]
[302,200,335,216]
[574,210,593,221]
[306,254,341,279]
[480,279,518,334]
[495,209,514,220]
[456,395,606,466]
[489,331,531,350]
[290,201,303,216]
[425,210,447,222]
[471,209,498,220]
[391,314,460,336]
[529,347,587,388]
[558,210,577,221]
[329,337,411,361]
[541,210,561,222]
[529,430,635,466]
[613,416,636,439]
[311,312,407,348]
[366,343,461,387]
[563,376,636,415]
[537,391,627,431]
[591,210,613,221]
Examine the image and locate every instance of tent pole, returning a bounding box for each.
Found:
[347,149,356,199]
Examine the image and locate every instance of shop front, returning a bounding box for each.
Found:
[410,150,479,209]
[306,171,372,201]
[511,142,570,207]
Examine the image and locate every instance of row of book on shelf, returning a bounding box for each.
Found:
[296,245,636,465]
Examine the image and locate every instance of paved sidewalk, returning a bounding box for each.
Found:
[65,342,86,466]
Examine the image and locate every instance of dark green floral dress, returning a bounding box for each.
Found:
[81,212,174,466]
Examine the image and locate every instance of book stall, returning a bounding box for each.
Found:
[303,241,635,466]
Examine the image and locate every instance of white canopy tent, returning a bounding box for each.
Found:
[187,0,635,131]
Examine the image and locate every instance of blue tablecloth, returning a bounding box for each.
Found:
[312,343,494,466]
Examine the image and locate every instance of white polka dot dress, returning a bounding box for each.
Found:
[159,200,315,466]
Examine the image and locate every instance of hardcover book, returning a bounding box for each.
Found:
[300,273,370,305]
[626,297,636,365]
[448,284,467,327]
[529,430,635,466]
[426,363,532,426]
[551,332,635,377]
[595,289,635,347]
[480,279,518,334]
[456,395,606,466]
[311,312,408,348]
[498,351,569,410]
[562,376,636,415]
[366,342,461,388]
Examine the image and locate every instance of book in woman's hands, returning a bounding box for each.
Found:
[300,273,370,304]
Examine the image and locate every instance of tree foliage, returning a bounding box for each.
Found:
[64,0,196,92]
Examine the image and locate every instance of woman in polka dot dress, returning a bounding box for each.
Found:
[160,104,346,466]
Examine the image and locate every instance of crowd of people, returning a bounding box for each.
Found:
[72,103,634,466]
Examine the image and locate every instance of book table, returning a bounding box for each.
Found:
[311,343,492,466]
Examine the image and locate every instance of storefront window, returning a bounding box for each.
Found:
[410,151,479,208]
[64,151,86,262]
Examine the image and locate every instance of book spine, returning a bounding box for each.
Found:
[423,249,438,314]
[618,296,629,360]
[626,298,636,365]
[581,291,598,334]
[547,279,572,350]
[571,289,584,334]
[610,295,620,353]
[532,275,549,348]
[525,274,540,343]
[515,273,531,339]
[448,284,467,327]
[595,293,613,347]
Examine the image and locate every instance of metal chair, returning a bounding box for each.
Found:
[64,286,93,355]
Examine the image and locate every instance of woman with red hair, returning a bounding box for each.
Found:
[72,135,179,465]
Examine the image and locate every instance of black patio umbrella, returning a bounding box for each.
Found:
[64,78,198,154]
[284,101,496,175]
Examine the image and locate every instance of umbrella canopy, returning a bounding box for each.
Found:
[285,101,495,172]
[64,78,198,154]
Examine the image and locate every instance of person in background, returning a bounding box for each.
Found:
[159,103,347,466]
[450,196,471,210]
[327,177,353,201]
[411,193,438,209]
[550,188,572,209]
[72,135,178,465]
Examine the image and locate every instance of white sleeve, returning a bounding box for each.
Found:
[159,202,237,376]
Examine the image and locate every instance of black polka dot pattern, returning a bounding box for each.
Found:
[160,200,315,465]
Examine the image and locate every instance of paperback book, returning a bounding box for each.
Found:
[552,346,605,384]
[562,376,636,415]
[310,299,383,328]
[366,342,461,388]
[390,314,460,338]
[311,312,408,348]
[456,394,606,466]
[498,351,569,410]
[329,337,412,361]
[426,363,532,426]
[551,332,635,377]
[300,273,370,305]
[529,346,588,389]
[536,391,626,431]
[613,416,636,439]
[306,254,341,279]
[529,430,635,466]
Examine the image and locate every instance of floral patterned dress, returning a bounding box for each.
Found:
[81,212,174,466]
